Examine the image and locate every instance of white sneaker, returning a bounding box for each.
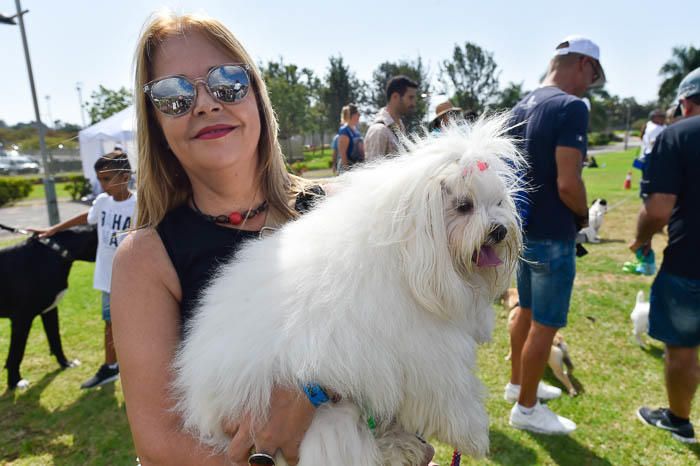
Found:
[504,381,562,403]
[509,401,577,434]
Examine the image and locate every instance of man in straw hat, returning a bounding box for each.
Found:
[428,100,463,133]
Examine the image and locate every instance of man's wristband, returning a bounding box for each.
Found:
[302,383,330,407]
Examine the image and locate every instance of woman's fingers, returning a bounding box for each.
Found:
[226,416,253,466]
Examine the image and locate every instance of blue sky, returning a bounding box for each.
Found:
[1,0,698,126]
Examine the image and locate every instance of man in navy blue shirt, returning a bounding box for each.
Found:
[506,36,605,435]
[632,67,700,444]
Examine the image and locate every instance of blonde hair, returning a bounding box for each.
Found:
[339,103,359,125]
[133,11,308,228]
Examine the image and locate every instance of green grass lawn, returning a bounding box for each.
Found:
[2,149,699,464]
[25,181,72,201]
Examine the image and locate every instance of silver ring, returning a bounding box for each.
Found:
[248,452,275,466]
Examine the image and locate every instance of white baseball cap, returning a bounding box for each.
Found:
[554,35,606,88]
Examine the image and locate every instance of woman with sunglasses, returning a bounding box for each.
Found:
[111,12,321,466]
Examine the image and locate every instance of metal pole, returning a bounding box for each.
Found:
[623,105,631,151]
[76,82,87,128]
[15,0,59,225]
[45,94,52,129]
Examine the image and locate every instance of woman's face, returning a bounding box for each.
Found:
[150,31,261,176]
[350,112,360,127]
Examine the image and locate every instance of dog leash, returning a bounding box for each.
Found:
[0,222,31,235]
[0,222,73,261]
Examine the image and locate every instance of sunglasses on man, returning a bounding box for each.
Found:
[144,63,251,117]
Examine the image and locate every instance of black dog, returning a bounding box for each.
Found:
[0,225,97,390]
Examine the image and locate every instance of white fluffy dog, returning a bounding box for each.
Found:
[631,290,651,347]
[172,116,523,465]
[578,198,608,243]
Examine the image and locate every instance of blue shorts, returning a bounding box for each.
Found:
[649,270,700,347]
[101,292,111,322]
[516,239,576,328]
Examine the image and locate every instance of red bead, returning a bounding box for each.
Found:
[228,211,243,225]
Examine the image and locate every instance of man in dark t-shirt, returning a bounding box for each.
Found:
[506,36,605,435]
[632,67,700,444]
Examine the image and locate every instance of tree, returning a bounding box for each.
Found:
[658,45,700,106]
[370,58,430,132]
[320,56,365,133]
[439,42,500,114]
[494,81,526,111]
[86,85,132,125]
[261,59,314,140]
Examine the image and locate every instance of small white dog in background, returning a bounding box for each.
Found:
[631,290,651,347]
[172,116,523,466]
[578,198,608,243]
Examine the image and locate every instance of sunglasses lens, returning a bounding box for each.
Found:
[149,77,195,116]
[208,65,250,103]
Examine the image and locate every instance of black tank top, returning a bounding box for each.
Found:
[156,187,323,330]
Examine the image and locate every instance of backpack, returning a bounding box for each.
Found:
[339,125,365,164]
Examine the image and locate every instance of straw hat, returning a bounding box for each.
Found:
[429,101,462,131]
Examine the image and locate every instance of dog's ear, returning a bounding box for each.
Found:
[400,176,463,319]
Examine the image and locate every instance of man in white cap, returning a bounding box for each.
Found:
[632,67,700,444]
[505,36,604,434]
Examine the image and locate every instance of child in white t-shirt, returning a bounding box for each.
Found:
[37,151,135,389]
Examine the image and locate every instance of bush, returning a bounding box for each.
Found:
[65,175,92,201]
[588,131,619,146]
[0,178,34,206]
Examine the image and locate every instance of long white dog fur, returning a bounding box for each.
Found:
[172,116,523,465]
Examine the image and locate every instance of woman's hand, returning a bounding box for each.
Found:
[225,385,315,466]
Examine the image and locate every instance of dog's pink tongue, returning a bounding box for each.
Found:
[476,245,502,267]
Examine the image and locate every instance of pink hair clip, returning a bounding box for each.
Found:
[477,161,489,172]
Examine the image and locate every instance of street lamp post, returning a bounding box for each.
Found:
[76,82,87,128]
[45,94,52,129]
[1,0,60,225]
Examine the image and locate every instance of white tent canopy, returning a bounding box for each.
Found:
[78,105,137,192]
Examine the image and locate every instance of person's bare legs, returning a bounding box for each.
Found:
[105,322,117,365]
[509,306,531,385]
[665,345,699,419]
[518,321,559,408]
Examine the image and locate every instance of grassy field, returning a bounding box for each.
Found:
[2,149,699,465]
[25,182,72,201]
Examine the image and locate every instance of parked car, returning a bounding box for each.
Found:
[0,156,41,175]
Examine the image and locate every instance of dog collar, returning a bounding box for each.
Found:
[37,237,73,262]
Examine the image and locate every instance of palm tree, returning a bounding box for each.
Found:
[658,46,700,106]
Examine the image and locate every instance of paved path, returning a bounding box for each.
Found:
[0,199,88,240]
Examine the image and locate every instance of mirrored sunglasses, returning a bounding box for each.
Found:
[143,64,251,117]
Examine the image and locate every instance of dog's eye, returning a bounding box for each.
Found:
[498,200,503,207]
[455,197,474,214]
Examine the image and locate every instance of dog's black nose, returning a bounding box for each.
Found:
[489,224,508,243]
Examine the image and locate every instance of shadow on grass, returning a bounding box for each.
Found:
[488,429,538,465]
[525,431,613,465]
[641,344,664,360]
[596,238,626,244]
[0,370,133,465]
[542,370,586,397]
[685,442,700,460]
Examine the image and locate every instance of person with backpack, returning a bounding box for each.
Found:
[364,75,417,161]
[336,104,364,173]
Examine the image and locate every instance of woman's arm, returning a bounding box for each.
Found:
[111,228,229,466]
[338,134,350,169]
[112,228,316,466]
